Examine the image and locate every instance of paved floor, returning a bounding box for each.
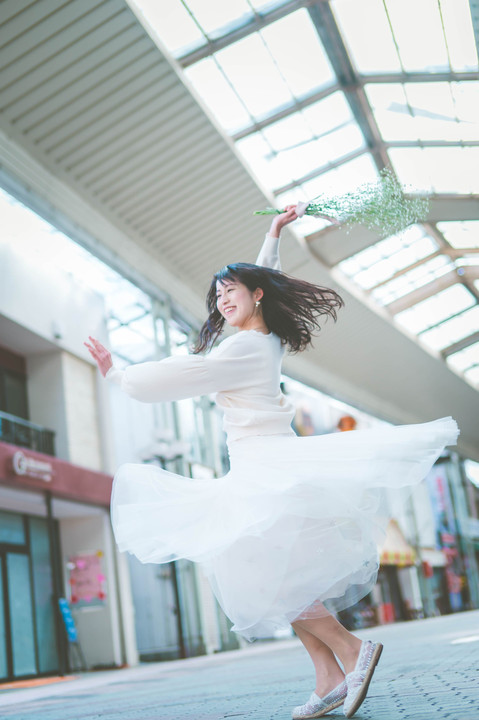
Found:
[1,611,478,720]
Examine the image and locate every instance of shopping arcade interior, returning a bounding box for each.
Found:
[1,0,479,681]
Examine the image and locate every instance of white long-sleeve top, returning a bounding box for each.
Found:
[106,234,295,442]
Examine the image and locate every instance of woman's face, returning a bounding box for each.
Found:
[216,279,263,330]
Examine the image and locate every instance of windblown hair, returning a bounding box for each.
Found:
[193,263,344,354]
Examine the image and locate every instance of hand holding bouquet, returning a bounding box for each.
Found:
[255,168,429,235]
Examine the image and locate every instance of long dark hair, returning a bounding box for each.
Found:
[193,263,343,354]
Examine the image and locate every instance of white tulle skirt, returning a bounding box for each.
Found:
[111,417,459,640]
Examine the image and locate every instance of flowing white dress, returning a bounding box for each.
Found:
[108,234,459,640]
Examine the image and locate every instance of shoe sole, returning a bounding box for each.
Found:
[293,697,346,720]
[344,643,383,719]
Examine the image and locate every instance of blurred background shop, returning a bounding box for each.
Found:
[1,0,479,682]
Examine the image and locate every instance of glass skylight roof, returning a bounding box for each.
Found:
[389,147,479,194]
[371,255,455,306]
[419,305,479,352]
[129,0,479,389]
[437,221,479,249]
[447,341,479,372]
[394,284,476,335]
[365,82,479,143]
[338,225,438,291]
[184,8,335,130]
[236,91,365,193]
[333,0,477,74]
[1,189,159,366]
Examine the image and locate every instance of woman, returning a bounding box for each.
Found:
[86,206,458,719]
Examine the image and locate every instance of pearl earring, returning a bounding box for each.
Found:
[255,301,261,307]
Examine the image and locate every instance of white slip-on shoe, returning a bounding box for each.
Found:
[343,640,383,718]
[292,680,347,719]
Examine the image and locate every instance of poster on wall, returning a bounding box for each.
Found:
[67,551,106,608]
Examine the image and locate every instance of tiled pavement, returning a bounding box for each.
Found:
[0,610,478,720]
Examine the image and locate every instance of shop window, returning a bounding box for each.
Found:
[0,511,25,544]
[30,517,59,673]
[0,369,29,420]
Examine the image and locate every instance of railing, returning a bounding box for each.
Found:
[0,410,55,456]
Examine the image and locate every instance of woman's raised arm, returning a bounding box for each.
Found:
[255,205,298,270]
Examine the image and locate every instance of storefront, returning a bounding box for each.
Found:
[0,440,123,681]
[377,519,417,623]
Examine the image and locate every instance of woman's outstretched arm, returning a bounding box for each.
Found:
[255,205,298,270]
[85,332,263,403]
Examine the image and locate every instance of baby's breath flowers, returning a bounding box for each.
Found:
[254,168,429,235]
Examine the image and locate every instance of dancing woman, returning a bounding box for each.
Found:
[86,206,458,719]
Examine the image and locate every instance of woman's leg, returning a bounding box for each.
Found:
[295,613,383,718]
[292,622,345,697]
[294,613,362,674]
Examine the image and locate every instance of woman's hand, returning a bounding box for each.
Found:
[269,205,299,238]
[84,336,113,377]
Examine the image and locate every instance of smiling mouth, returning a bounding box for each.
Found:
[224,307,236,316]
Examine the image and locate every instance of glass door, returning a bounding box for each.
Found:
[4,550,37,677]
[0,510,59,680]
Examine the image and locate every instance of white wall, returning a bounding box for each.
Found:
[0,243,105,359]
[1,243,107,470]
[62,352,102,470]
[59,513,123,669]
[27,351,69,460]
[27,350,103,470]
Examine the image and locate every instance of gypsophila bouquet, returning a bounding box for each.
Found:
[254,168,429,235]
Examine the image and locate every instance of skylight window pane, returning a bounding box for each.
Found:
[447,341,479,372]
[302,93,354,136]
[389,147,479,194]
[321,124,365,159]
[365,84,418,142]
[371,255,454,305]
[394,284,476,334]
[216,34,293,118]
[278,137,334,182]
[404,83,479,142]
[275,126,364,184]
[301,153,378,198]
[451,83,479,131]
[262,115,314,153]
[185,58,252,132]
[235,133,285,189]
[130,0,205,55]
[109,325,155,363]
[338,225,438,290]
[456,256,479,268]
[420,305,479,351]
[385,0,449,72]
[332,0,401,73]
[184,0,252,37]
[440,0,478,72]
[368,82,479,143]
[437,221,479,249]
[261,10,335,97]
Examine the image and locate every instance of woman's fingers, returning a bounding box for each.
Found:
[85,338,113,377]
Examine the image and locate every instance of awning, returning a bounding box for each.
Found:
[379,519,416,567]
